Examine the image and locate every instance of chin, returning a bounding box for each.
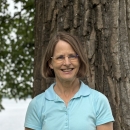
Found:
[61,76,77,82]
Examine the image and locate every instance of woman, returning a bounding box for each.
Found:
[24,32,114,130]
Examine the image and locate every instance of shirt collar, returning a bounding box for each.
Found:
[73,81,91,98]
[45,81,91,101]
[45,83,56,100]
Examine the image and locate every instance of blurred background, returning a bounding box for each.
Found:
[0,0,34,129]
[0,98,31,130]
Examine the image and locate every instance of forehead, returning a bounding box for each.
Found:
[53,40,75,55]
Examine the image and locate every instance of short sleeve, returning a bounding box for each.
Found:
[24,97,43,130]
[95,92,114,126]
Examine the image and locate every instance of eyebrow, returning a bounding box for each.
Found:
[54,53,77,56]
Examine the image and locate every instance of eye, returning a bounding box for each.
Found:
[56,55,65,60]
[69,54,78,59]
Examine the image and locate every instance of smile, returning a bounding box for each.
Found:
[61,68,73,72]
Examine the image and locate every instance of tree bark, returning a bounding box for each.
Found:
[34,0,130,129]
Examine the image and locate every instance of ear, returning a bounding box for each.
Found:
[49,61,53,69]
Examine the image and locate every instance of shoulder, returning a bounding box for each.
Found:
[80,81,107,102]
[89,88,111,111]
[90,88,108,102]
[80,81,110,110]
[31,92,46,105]
[80,81,114,124]
[29,83,55,108]
[27,92,46,114]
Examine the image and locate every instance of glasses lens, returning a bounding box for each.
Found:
[51,54,78,63]
[69,54,78,60]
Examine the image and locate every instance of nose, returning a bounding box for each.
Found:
[63,57,71,65]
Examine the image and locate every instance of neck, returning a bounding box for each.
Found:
[54,78,80,105]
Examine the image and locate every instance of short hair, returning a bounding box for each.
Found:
[41,31,87,78]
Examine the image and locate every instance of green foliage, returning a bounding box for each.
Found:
[0,0,34,111]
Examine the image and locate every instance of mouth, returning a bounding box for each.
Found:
[61,68,74,72]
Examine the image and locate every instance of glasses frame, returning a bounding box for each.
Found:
[51,54,79,63]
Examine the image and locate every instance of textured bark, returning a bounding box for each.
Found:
[34,0,130,129]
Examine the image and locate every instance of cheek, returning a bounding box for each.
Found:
[49,63,61,70]
[76,62,80,67]
[76,62,80,72]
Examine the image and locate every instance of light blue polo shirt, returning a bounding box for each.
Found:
[24,81,114,130]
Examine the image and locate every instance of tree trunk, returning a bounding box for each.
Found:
[34,0,130,129]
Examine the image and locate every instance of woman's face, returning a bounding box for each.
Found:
[49,40,80,83]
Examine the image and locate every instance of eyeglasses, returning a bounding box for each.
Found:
[51,54,79,63]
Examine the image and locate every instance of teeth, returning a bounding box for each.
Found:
[62,69,72,72]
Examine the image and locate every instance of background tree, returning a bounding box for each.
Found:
[0,0,34,110]
[34,0,130,130]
